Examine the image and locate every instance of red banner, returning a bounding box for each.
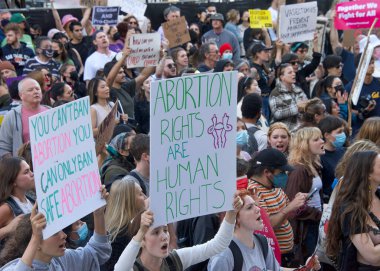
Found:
[335,0,380,30]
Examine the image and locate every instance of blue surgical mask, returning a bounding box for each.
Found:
[222,53,233,60]
[70,223,88,246]
[332,132,346,148]
[236,130,249,146]
[273,172,288,189]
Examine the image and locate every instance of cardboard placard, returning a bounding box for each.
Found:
[80,0,106,7]
[127,33,161,68]
[29,97,105,239]
[335,0,380,30]
[107,0,147,19]
[95,101,118,155]
[342,29,356,48]
[249,10,273,29]
[278,1,318,43]
[162,16,191,48]
[92,6,120,26]
[150,71,238,226]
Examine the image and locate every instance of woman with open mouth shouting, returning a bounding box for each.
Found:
[114,192,243,271]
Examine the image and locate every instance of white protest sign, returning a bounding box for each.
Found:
[29,97,105,239]
[92,6,120,26]
[150,71,238,226]
[127,33,160,68]
[107,0,147,19]
[278,1,318,43]
[352,44,375,105]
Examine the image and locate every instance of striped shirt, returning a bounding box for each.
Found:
[22,57,60,78]
[248,180,294,253]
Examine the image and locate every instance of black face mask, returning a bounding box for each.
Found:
[53,50,60,58]
[41,48,54,58]
[69,71,79,81]
[112,32,121,41]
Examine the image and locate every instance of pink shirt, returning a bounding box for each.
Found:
[21,106,48,143]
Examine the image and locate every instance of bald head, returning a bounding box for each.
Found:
[18,78,40,93]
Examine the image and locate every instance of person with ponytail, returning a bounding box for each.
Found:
[297,98,327,130]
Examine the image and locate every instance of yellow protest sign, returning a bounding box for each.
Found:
[249,10,273,28]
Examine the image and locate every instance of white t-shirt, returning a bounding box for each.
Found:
[83,51,116,81]
[307,175,323,211]
[10,195,34,214]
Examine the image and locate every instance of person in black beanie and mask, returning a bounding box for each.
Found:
[22,36,60,79]
[60,63,87,98]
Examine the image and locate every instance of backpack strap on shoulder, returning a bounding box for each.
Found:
[129,171,147,195]
[254,233,269,260]
[229,240,243,271]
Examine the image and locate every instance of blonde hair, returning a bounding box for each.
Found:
[335,139,379,180]
[356,117,380,146]
[105,180,142,242]
[288,127,322,176]
[226,9,240,23]
[268,122,291,139]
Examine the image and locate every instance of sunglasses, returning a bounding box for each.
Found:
[166,63,176,69]
[289,61,300,66]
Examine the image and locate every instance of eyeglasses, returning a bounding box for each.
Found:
[129,21,138,25]
[166,63,176,69]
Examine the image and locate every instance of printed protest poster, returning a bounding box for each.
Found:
[162,16,191,48]
[335,0,380,30]
[92,6,120,26]
[150,71,238,226]
[278,1,318,43]
[127,33,160,68]
[29,97,105,239]
[95,102,118,155]
[92,7,120,25]
[107,0,147,18]
[249,10,273,28]
[351,43,375,105]
[80,0,106,7]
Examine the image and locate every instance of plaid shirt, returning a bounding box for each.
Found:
[269,80,308,131]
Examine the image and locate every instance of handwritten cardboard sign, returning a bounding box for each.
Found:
[29,97,105,239]
[335,0,380,30]
[80,0,106,7]
[162,16,191,48]
[127,33,160,68]
[92,6,120,26]
[150,71,238,226]
[278,1,318,43]
[107,0,147,19]
[95,101,118,155]
[249,10,273,28]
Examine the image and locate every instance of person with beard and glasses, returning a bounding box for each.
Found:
[0,78,49,158]
[60,63,86,98]
[100,132,136,190]
[22,37,60,79]
[197,42,219,72]
[1,23,34,76]
[84,31,116,84]
[154,56,177,80]
[1,13,34,52]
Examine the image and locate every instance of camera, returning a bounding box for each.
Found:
[358,94,372,111]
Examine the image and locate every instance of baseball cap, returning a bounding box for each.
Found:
[0,61,16,72]
[251,42,273,55]
[254,148,294,172]
[61,14,78,28]
[10,13,28,24]
[291,42,309,52]
[210,13,224,22]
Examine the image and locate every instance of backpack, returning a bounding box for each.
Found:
[134,254,179,271]
[6,195,35,216]
[128,171,147,196]
[229,234,269,271]
[242,126,260,155]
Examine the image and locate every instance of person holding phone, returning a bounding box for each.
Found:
[285,127,324,265]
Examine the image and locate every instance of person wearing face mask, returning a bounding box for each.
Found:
[318,116,347,201]
[247,148,308,267]
[219,43,233,60]
[22,36,60,80]
[236,121,250,161]
[60,63,87,98]
[100,132,136,190]
[63,220,90,249]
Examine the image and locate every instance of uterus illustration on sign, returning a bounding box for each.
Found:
[207,113,233,149]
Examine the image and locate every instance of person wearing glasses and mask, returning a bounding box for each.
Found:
[22,36,60,80]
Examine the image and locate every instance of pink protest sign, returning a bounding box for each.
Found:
[335,0,380,30]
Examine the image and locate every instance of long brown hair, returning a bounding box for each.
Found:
[326,151,378,257]
[0,157,25,203]
[356,117,380,146]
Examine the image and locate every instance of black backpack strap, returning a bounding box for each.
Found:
[133,261,145,271]
[229,240,243,271]
[254,233,269,261]
[246,126,260,154]
[129,171,147,195]
[165,254,177,271]
[5,197,23,217]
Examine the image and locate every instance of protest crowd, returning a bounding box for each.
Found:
[0,0,380,270]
